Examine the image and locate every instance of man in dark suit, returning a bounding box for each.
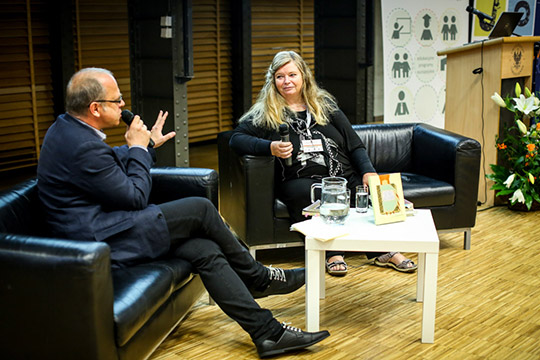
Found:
[37,68,329,357]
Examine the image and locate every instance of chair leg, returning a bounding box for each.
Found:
[463,229,471,250]
[249,247,256,260]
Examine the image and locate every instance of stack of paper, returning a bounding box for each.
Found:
[290,218,349,242]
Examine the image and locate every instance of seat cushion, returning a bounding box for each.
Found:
[112,258,194,347]
[273,172,454,216]
[401,173,454,207]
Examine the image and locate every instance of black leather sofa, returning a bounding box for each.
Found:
[0,167,218,360]
[218,123,481,257]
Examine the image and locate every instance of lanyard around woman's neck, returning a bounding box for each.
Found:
[289,109,312,138]
[288,108,342,177]
[304,109,311,128]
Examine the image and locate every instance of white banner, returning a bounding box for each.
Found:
[381,0,469,128]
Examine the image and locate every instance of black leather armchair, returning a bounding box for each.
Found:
[218,123,481,257]
[0,167,218,360]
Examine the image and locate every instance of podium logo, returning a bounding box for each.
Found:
[511,45,525,75]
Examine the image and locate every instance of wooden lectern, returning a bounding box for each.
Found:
[438,36,540,207]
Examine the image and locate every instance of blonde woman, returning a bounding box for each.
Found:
[230,51,417,275]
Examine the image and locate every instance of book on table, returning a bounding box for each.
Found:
[368,173,406,225]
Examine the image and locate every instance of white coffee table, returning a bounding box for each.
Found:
[297,208,439,343]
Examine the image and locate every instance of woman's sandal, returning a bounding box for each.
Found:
[326,258,348,276]
[374,252,417,273]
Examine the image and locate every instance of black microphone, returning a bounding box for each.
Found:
[466,5,494,22]
[121,110,154,148]
[278,123,292,167]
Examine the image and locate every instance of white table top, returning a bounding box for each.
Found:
[293,208,439,253]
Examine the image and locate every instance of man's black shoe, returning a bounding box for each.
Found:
[251,266,305,299]
[256,323,330,358]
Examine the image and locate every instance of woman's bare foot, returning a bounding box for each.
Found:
[374,252,417,273]
[389,253,415,268]
[326,255,348,276]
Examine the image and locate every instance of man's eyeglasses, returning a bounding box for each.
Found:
[90,95,123,106]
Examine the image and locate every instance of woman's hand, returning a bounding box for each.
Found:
[362,172,378,186]
[270,140,293,159]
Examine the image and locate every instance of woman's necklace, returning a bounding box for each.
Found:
[288,110,312,139]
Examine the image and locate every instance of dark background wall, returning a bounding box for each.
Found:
[0,0,374,181]
[315,0,374,125]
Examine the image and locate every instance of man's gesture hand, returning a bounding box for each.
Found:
[150,110,176,148]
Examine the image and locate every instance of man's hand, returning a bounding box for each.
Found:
[150,110,176,148]
[125,115,152,147]
[270,140,293,159]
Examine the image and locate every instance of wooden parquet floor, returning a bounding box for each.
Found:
[150,207,540,360]
[148,145,540,359]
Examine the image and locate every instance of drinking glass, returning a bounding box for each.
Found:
[356,184,369,213]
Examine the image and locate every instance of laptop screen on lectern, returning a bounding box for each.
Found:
[488,12,523,39]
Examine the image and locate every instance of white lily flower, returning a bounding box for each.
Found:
[509,189,525,204]
[491,92,506,108]
[516,119,528,135]
[504,174,515,188]
[514,95,539,116]
[534,96,540,106]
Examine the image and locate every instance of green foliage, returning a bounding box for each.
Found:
[488,85,540,210]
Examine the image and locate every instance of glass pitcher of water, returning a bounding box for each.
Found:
[310,177,349,224]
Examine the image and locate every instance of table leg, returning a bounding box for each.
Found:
[319,250,325,299]
[305,248,321,332]
[421,252,438,343]
[416,252,425,302]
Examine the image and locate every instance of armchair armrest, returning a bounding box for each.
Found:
[412,124,481,188]
[218,131,276,245]
[0,234,117,358]
[413,124,481,228]
[150,167,219,208]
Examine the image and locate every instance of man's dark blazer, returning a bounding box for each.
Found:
[37,113,170,266]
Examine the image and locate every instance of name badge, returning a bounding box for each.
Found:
[302,139,323,153]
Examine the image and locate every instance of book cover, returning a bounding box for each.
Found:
[368,173,406,225]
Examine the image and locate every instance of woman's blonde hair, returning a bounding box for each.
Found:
[239,50,337,130]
